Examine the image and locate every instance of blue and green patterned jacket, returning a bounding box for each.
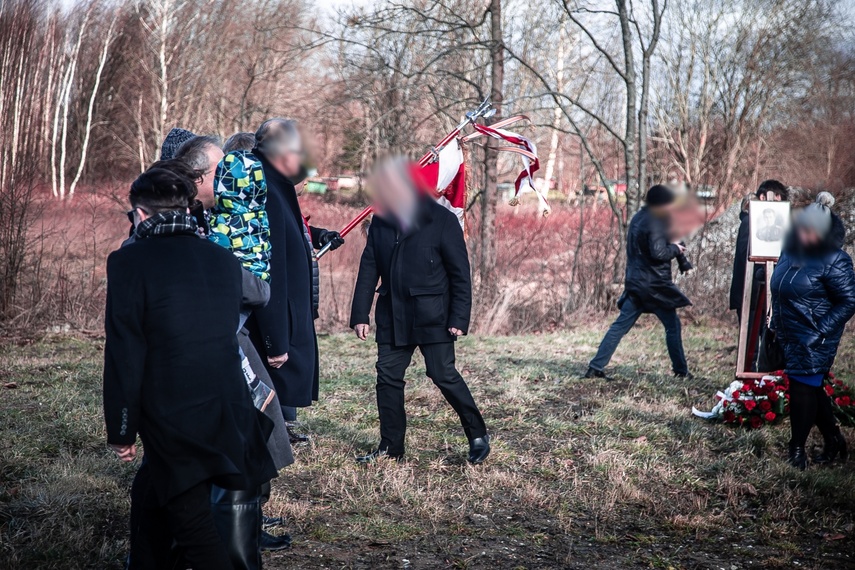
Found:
[209,151,271,282]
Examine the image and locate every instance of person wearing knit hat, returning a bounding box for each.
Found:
[585,184,693,380]
[160,127,197,160]
[793,191,835,242]
[771,191,855,470]
[645,184,675,207]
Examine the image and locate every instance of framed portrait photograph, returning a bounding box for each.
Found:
[749,200,791,260]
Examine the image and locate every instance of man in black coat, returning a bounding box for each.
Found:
[247,119,341,430]
[350,159,489,465]
[585,185,692,379]
[103,167,276,569]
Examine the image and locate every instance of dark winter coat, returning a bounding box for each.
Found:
[350,197,471,346]
[103,232,277,505]
[248,152,319,407]
[730,211,751,311]
[237,328,294,470]
[771,238,855,376]
[620,206,691,312]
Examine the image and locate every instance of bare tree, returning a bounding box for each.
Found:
[69,8,119,197]
[479,0,503,289]
[654,0,838,207]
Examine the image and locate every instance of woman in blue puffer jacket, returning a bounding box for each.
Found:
[771,192,855,470]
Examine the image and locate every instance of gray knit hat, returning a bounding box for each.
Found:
[795,191,835,239]
[160,128,197,160]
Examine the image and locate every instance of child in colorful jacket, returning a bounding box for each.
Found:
[209,150,271,282]
[209,148,274,410]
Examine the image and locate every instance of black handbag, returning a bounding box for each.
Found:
[756,325,786,372]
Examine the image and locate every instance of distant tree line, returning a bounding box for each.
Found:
[1,0,854,323]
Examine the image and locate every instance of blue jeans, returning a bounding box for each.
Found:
[589,296,688,375]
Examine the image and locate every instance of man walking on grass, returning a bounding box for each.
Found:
[585,184,693,380]
[349,158,490,465]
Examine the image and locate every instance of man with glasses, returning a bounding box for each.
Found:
[174,135,224,211]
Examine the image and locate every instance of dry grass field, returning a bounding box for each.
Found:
[2,321,855,569]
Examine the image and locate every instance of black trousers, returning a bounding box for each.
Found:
[789,380,838,449]
[128,462,233,570]
[375,342,487,455]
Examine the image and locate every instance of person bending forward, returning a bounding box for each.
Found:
[585,184,692,379]
[349,159,490,465]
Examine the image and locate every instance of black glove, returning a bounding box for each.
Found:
[317,229,344,251]
[677,253,693,274]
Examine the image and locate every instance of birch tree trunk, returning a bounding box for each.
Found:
[56,10,90,199]
[616,0,638,218]
[69,14,117,197]
[542,23,567,197]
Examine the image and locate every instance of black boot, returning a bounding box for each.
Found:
[211,486,263,570]
[789,447,807,471]
[584,367,607,379]
[262,515,285,529]
[260,530,291,551]
[286,423,311,445]
[814,428,848,465]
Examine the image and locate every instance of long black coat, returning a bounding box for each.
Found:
[350,198,471,346]
[621,206,691,312]
[730,211,751,310]
[771,241,855,375]
[249,152,319,407]
[103,232,276,505]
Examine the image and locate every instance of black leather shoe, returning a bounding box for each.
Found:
[286,425,310,446]
[260,530,291,552]
[674,371,695,380]
[468,435,491,465]
[814,428,848,465]
[355,448,403,464]
[789,447,807,471]
[584,367,607,379]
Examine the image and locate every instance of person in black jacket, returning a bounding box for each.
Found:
[350,159,489,465]
[586,185,693,379]
[104,167,277,569]
[771,192,855,470]
[247,119,341,439]
[730,180,788,322]
[158,139,296,557]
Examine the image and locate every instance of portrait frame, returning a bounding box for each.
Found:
[748,200,790,261]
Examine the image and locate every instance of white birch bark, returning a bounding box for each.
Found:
[69,14,117,197]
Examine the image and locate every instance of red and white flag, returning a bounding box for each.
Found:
[470,123,550,215]
[418,138,467,229]
[417,122,549,230]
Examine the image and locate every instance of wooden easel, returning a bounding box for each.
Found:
[735,258,777,379]
[735,192,787,379]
